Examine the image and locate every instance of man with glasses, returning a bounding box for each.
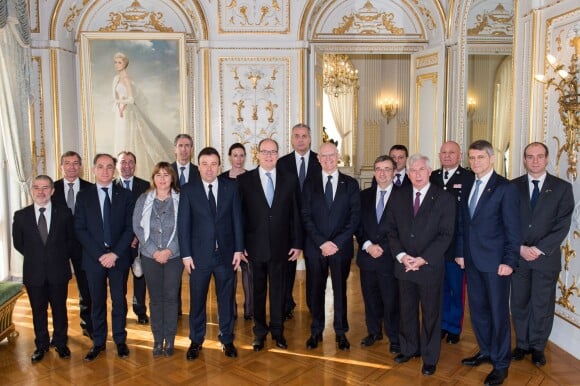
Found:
[356,155,400,354]
[237,138,303,351]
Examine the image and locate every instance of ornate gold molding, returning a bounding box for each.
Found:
[99,1,174,32]
[416,52,438,69]
[410,0,436,31]
[218,0,290,34]
[332,1,404,35]
[467,3,513,37]
[63,0,91,32]
[31,56,46,175]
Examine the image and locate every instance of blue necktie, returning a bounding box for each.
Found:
[265,172,274,207]
[179,166,186,186]
[469,180,482,218]
[123,179,131,190]
[376,190,386,222]
[208,184,217,218]
[325,175,333,208]
[530,180,540,210]
[413,192,421,217]
[395,173,402,186]
[298,157,306,190]
[102,187,112,247]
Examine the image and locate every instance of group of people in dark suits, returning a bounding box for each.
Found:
[13,130,574,386]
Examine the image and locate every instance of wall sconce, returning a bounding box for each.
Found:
[467,97,477,118]
[380,99,398,123]
[534,36,579,181]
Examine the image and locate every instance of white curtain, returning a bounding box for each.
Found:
[492,56,513,176]
[326,90,354,165]
[0,1,33,280]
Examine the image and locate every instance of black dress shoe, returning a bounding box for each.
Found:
[390,343,401,354]
[116,342,130,358]
[137,315,149,325]
[484,368,508,385]
[462,352,492,366]
[284,310,294,320]
[511,347,530,361]
[31,348,48,363]
[360,334,383,347]
[186,342,202,360]
[422,364,436,375]
[243,315,253,321]
[441,329,448,340]
[55,345,71,359]
[84,345,106,361]
[394,353,421,364]
[306,334,323,349]
[222,343,238,358]
[336,335,350,351]
[531,349,546,366]
[252,337,265,352]
[446,333,460,344]
[273,336,288,349]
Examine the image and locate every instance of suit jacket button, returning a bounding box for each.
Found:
[529,224,532,228]
[410,234,415,238]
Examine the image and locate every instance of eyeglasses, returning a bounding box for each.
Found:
[374,167,393,173]
[259,150,278,156]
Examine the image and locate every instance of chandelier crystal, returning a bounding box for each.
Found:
[323,54,360,97]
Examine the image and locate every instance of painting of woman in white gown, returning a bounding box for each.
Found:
[82,35,185,178]
[112,52,172,171]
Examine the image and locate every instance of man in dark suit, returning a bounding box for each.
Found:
[356,155,400,354]
[52,151,93,339]
[114,151,150,325]
[75,154,135,361]
[390,144,411,187]
[386,154,455,376]
[511,142,574,367]
[178,147,245,360]
[238,138,303,351]
[12,175,75,363]
[171,133,200,316]
[172,133,200,187]
[276,123,321,318]
[429,141,474,344]
[302,142,360,351]
[456,140,520,385]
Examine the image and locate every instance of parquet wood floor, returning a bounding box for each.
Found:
[1,263,579,385]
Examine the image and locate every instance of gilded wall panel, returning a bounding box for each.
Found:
[219,57,289,166]
[218,0,290,34]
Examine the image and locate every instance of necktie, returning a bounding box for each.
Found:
[123,179,131,190]
[38,207,48,244]
[395,173,402,186]
[66,183,75,213]
[325,175,333,208]
[469,179,482,218]
[530,180,540,210]
[298,156,306,190]
[444,170,449,180]
[208,184,217,218]
[265,172,274,207]
[179,166,186,186]
[102,187,112,247]
[376,190,386,222]
[413,192,421,217]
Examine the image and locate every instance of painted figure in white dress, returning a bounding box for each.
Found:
[113,52,173,174]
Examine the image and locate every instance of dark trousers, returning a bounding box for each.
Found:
[188,251,235,345]
[359,266,400,344]
[233,261,253,318]
[252,257,287,339]
[142,256,182,344]
[71,255,92,334]
[466,266,512,369]
[284,259,297,314]
[441,261,466,335]
[308,253,351,336]
[85,265,130,346]
[398,277,443,366]
[511,264,559,351]
[26,282,68,349]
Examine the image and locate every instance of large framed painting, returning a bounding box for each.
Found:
[79,32,186,178]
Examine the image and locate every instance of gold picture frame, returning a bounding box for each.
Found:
[79,32,187,178]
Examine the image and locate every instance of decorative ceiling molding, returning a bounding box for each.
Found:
[98,0,174,32]
[467,2,514,37]
[331,1,404,35]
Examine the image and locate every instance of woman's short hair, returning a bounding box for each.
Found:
[150,162,179,192]
[114,52,129,68]
[228,142,246,156]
